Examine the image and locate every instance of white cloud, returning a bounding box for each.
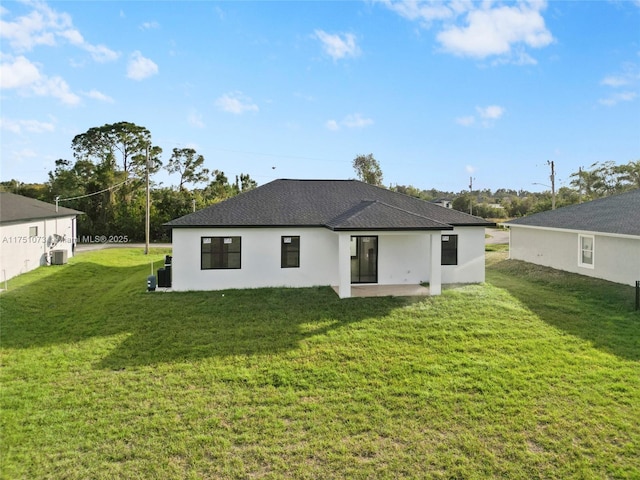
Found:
[381,0,454,23]
[0,55,40,88]
[0,117,55,134]
[599,63,639,106]
[127,51,158,80]
[325,119,340,131]
[9,147,38,164]
[476,105,505,120]
[465,165,477,174]
[83,89,114,103]
[31,75,81,105]
[600,63,640,87]
[0,2,119,62]
[601,75,630,87]
[599,91,637,107]
[139,21,160,31]
[215,92,259,114]
[84,43,120,63]
[0,3,62,51]
[456,105,505,128]
[58,28,83,45]
[456,115,475,126]
[314,30,360,60]
[325,113,373,131]
[188,110,205,128]
[0,54,80,105]
[437,3,553,59]
[383,1,553,64]
[342,113,374,128]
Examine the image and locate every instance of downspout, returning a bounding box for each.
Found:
[43,220,48,264]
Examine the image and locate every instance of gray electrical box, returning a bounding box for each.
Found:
[51,250,68,265]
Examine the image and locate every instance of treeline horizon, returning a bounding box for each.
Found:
[1,121,638,240]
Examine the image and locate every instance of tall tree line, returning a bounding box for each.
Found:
[2,121,256,241]
[2,136,638,229]
[359,154,639,218]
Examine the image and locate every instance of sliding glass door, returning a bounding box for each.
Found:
[350,236,378,283]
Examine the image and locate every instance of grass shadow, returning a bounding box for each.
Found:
[1,250,407,369]
[487,258,639,361]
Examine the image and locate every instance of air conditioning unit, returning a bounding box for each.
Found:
[51,250,68,265]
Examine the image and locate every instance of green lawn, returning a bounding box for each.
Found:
[1,248,638,479]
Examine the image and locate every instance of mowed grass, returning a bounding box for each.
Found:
[1,249,638,479]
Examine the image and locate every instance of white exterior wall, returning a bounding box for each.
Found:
[333,228,484,286]
[509,226,640,286]
[441,227,487,284]
[172,227,339,291]
[366,232,430,285]
[172,226,487,292]
[0,216,76,282]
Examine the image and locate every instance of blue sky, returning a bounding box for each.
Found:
[1,0,639,193]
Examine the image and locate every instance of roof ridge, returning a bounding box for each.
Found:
[326,199,452,230]
[325,200,376,227]
[369,200,441,222]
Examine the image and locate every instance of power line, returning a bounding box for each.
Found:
[210,147,345,164]
[55,178,132,211]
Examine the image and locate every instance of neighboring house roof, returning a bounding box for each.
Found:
[166,179,493,230]
[505,188,640,236]
[0,192,83,224]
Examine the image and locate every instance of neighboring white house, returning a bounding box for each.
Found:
[505,189,640,286]
[166,179,493,298]
[431,198,453,209]
[0,192,82,282]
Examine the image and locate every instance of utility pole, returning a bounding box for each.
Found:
[468,176,474,215]
[145,144,150,255]
[578,166,583,203]
[550,160,556,210]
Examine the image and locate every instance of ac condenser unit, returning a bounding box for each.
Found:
[51,250,68,265]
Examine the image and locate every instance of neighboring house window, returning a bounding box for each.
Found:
[29,226,38,237]
[201,237,241,269]
[441,234,458,266]
[281,236,300,268]
[578,234,594,269]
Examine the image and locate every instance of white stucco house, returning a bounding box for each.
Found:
[431,198,453,209]
[505,189,640,286]
[0,192,82,282]
[165,179,493,298]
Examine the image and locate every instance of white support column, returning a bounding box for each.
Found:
[430,232,442,295]
[337,232,351,298]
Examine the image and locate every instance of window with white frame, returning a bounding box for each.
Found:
[578,234,594,268]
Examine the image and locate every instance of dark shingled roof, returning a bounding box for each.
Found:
[166,179,493,230]
[0,192,83,224]
[505,189,640,236]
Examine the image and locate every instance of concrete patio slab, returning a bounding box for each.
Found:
[332,284,430,298]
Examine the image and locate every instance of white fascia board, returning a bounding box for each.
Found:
[505,223,640,241]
